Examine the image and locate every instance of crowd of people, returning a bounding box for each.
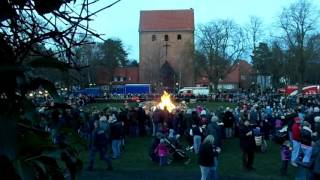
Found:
[30,92,320,179]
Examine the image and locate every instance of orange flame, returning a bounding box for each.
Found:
[158,91,176,113]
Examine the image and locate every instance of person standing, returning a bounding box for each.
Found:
[248,106,259,126]
[88,120,113,171]
[239,119,256,170]
[190,123,203,154]
[109,114,124,159]
[223,107,235,138]
[152,108,161,136]
[291,117,301,167]
[198,135,220,180]
[154,138,168,166]
[138,105,147,136]
[206,115,222,148]
[313,116,320,141]
[280,140,292,175]
[311,139,320,179]
[300,121,313,164]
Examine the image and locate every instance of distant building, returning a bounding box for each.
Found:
[196,60,254,90]
[96,66,139,85]
[96,9,254,91]
[257,75,272,89]
[139,9,195,88]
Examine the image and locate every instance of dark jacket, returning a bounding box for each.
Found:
[314,122,320,141]
[191,125,202,136]
[198,143,218,167]
[91,127,108,148]
[239,124,255,151]
[311,140,320,174]
[249,110,258,125]
[300,126,312,146]
[223,111,235,128]
[110,121,124,140]
[206,122,222,147]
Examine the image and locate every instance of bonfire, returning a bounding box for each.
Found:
[142,91,187,113]
[157,91,176,113]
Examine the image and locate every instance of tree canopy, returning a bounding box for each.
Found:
[196,19,246,91]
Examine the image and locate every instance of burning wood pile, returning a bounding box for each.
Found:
[142,91,187,113]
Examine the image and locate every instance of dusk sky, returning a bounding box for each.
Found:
[89,0,319,61]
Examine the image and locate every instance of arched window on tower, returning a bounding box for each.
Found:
[152,34,156,41]
[164,34,169,41]
[177,34,182,40]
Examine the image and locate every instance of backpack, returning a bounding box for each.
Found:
[94,129,108,147]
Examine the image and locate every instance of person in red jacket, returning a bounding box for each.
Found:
[291,117,301,167]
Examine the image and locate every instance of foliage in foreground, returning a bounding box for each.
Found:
[0,0,120,179]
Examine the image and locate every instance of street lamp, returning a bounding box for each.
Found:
[175,82,179,93]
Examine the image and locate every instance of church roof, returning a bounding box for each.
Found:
[139,9,194,32]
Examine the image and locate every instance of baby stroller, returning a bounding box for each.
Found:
[253,127,267,153]
[163,137,191,164]
[273,126,288,144]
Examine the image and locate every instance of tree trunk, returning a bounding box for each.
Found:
[213,80,219,93]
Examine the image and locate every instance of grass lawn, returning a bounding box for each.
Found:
[80,137,296,180]
[84,101,236,113]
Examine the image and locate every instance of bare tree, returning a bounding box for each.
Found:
[278,0,319,87]
[245,16,264,51]
[197,20,246,91]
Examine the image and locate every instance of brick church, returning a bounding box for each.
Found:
[96,9,253,90]
[139,9,195,88]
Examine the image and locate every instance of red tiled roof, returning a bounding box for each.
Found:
[195,60,252,85]
[221,66,240,84]
[139,9,194,32]
[96,67,139,85]
[114,67,139,83]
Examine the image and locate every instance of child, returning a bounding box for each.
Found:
[280,140,292,175]
[275,117,283,131]
[154,138,168,166]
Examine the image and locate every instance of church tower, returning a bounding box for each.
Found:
[139,9,195,89]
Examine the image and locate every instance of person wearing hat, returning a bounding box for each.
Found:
[291,117,301,167]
